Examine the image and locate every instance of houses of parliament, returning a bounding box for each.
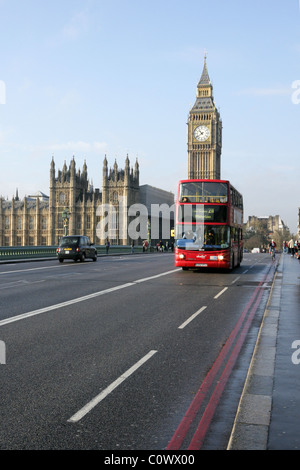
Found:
[0,57,223,247]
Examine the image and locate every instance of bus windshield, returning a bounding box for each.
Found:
[179,181,228,203]
[176,225,230,251]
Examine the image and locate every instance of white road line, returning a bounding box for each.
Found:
[0,265,63,275]
[134,268,180,283]
[0,283,134,327]
[68,350,158,423]
[0,280,29,290]
[231,276,240,284]
[0,269,180,327]
[178,306,207,329]
[0,279,46,290]
[214,287,228,299]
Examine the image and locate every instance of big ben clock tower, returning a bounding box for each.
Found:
[187,53,222,179]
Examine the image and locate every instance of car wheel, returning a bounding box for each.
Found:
[59,258,64,263]
[80,253,86,262]
[93,255,97,261]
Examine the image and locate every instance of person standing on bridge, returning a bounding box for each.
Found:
[105,237,110,254]
[288,238,295,257]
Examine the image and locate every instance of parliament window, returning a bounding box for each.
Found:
[59,192,65,204]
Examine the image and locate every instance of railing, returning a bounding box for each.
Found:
[0,246,57,260]
[0,245,143,261]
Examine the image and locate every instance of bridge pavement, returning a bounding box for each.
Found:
[228,252,300,450]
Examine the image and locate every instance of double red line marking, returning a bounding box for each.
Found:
[167,265,274,450]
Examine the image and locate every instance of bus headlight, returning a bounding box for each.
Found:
[179,253,186,260]
[218,255,224,261]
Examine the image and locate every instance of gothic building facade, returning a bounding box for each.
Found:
[0,156,173,247]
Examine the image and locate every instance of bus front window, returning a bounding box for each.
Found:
[204,226,229,248]
[176,225,229,250]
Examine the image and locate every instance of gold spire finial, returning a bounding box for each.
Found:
[204,48,207,62]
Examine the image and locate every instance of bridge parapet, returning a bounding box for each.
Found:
[0,245,143,261]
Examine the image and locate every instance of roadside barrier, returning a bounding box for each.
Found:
[0,245,144,261]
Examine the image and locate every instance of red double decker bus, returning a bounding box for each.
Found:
[175,179,243,270]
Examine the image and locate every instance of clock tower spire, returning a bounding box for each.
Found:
[187,53,222,179]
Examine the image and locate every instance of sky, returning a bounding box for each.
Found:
[0,0,300,234]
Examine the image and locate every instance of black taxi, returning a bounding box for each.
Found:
[56,235,97,263]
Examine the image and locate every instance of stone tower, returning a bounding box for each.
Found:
[101,155,140,244]
[187,54,222,179]
[48,157,101,245]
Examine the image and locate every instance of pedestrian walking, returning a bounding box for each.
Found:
[105,237,110,254]
[269,239,276,261]
[288,238,295,257]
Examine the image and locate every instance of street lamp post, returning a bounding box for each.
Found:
[62,207,71,236]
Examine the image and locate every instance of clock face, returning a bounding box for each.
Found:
[194,125,210,142]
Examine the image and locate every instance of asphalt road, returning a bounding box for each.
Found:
[0,252,276,451]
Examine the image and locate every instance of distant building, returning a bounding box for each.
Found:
[0,156,174,246]
[245,215,289,235]
[139,184,175,245]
